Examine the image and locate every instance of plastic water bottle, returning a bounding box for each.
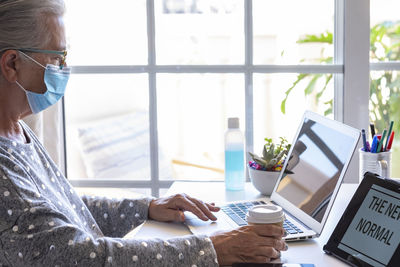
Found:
[225,117,245,191]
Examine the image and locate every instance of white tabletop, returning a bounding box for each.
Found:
[129,182,359,267]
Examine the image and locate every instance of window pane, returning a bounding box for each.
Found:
[155,0,244,65]
[370,0,400,62]
[157,74,245,180]
[65,74,150,180]
[253,73,334,152]
[64,0,147,65]
[159,188,170,197]
[370,71,400,177]
[253,0,334,65]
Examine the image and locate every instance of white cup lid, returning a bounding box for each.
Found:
[246,204,285,224]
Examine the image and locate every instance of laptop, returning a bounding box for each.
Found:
[185,111,361,241]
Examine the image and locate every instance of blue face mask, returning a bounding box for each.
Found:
[15,52,71,114]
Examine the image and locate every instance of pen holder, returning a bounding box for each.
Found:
[359,148,391,180]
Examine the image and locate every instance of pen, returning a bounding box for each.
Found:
[387,131,395,151]
[370,124,376,139]
[376,130,387,153]
[366,141,371,152]
[361,129,368,151]
[385,121,394,151]
[371,135,379,153]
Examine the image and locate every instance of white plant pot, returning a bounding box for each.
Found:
[247,164,280,196]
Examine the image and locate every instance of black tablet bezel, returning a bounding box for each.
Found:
[323,172,400,267]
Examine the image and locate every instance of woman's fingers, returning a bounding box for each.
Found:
[187,196,218,221]
[169,194,220,221]
[150,194,220,222]
[236,237,283,263]
[172,195,210,221]
[210,226,287,266]
[206,202,220,212]
[254,237,287,251]
[237,245,280,263]
[250,224,285,238]
[254,246,281,259]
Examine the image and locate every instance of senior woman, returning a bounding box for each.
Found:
[0,0,287,266]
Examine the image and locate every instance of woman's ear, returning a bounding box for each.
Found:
[0,50,19,83]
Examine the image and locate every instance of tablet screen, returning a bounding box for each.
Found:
[337,184,400,267]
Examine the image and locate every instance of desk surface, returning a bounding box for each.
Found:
[131,182,359,267]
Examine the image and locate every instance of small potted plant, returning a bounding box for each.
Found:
[248,137,291,195]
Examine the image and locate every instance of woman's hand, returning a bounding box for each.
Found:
[210,224,288,266]
[148,193,220,222]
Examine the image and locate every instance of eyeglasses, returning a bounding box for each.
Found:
[17,48,67,69]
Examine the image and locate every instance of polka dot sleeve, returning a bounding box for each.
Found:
[81,196,154,238]
[0,176,218,266]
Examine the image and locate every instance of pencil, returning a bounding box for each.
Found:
[376,129,387,153]
[384,121,394,151]
[370,124,376,139]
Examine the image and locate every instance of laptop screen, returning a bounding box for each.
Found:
[275,117,357,222]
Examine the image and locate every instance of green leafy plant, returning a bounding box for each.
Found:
[369,21,400,133]
[248,137,291,171]
[280,22,400,136]
[281,31,333,116]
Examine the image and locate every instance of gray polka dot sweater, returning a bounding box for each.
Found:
[0,122,219,267]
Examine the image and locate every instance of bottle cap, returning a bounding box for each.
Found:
[246,204,285,224]
[228,117,239,129]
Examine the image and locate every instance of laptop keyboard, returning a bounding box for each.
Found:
[221,201,304,235]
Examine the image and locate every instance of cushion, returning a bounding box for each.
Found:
[76,111,172,179]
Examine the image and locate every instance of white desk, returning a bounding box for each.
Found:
[130,182,359,267]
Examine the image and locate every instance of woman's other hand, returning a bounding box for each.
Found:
[149,193,220,222]
[210,224,288,266]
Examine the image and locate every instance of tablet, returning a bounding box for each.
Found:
[323,172,400,267]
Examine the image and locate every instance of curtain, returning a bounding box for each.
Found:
[23,101,65,173]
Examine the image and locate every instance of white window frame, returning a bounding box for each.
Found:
[63,0,372,197]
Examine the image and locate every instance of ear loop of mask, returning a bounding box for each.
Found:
[15,51,46,93]
[18,51,47,69]
[15,80,27,92]
[15,79,36,114]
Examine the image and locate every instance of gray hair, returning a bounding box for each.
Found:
[0,0,65,52]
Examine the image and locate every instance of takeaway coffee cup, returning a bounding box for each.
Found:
[246,204,285,226]
[359,148,391,180]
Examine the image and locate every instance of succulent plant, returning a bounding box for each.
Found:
[248,137,291,171]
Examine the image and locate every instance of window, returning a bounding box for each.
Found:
[63,0,358,197]
[370,0,400,178]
